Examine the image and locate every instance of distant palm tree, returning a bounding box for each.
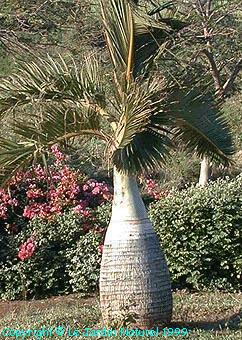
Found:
[0,0,233,327]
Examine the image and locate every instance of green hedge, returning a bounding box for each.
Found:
[73,176,242,291]
[149,175,242,291]
[0,211,105,300]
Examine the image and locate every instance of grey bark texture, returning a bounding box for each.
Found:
[99,168,172,327]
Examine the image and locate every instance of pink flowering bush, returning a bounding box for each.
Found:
[139,176,170,201]
[0,145,112,300]
[0,144,111,234]
[0,146,172,300]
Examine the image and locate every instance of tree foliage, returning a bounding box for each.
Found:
[0,0,234,186]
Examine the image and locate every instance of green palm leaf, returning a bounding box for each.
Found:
[112,79,172,174]
[0,55,106,120]
[169,88,234,165]
[0,138,46,186]
[113,130,171,174]
[101,0,176,82]
[0,103,110,185]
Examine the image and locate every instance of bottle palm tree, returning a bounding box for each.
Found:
[0,0,234,328]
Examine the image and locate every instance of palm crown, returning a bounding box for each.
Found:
[0,0,234,186]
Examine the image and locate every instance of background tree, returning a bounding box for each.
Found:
[133,0,241,186]
[158,0,241,185]
[185,0,241,185]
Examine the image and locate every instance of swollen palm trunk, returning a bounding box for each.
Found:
[100,168,172,327]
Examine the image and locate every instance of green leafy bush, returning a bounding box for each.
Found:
[67,232,103,295]
[0,211,105,300]
[149,175,242,291]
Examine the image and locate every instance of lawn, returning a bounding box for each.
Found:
[0,291,241,339]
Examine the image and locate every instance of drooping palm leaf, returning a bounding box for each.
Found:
[169,88,234,166]
[113,129,171,174]
[0,138,46,187]
[0,103,111,185]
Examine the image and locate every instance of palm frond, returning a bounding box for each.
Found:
[169,88,235,165]
[101,0,178,82]
[112,79,172,174]
[0,55,106,120]
[101,0,135,81]
[113,130,171,174]
[0,138,45,187]
[0,104,111,186]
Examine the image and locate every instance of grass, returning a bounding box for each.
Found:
[0,291,241,339]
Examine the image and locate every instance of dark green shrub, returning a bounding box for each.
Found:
[93,202,112,226]
[0,211,105,300]
[149,175,242,291]
[67,232,102,295]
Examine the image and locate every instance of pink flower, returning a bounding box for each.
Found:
[82,184,89,192]
[27,188,45,199]
[0,204,8,219]
[73,205,82,214]
[51,144,66,164]
[18,237,36,261]
[9,198,19,207]
[92,187,101,195]
[82,210,91,217]
[33,165,46,179]
[98,244,104,253]
[146,179,156,189]
[88,180,97,188]
[77,201,88,210]
[0,190,19,219]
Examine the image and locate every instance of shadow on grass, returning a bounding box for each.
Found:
[169,310,241,332]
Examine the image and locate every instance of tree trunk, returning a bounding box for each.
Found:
[99,168,172,328]
[198,156,211,186]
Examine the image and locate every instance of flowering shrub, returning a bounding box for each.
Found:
[139,176,170,201]
[0,209,107,300]
[0,144,111,233]
[18,236,36,261]
[0,145,112,299]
